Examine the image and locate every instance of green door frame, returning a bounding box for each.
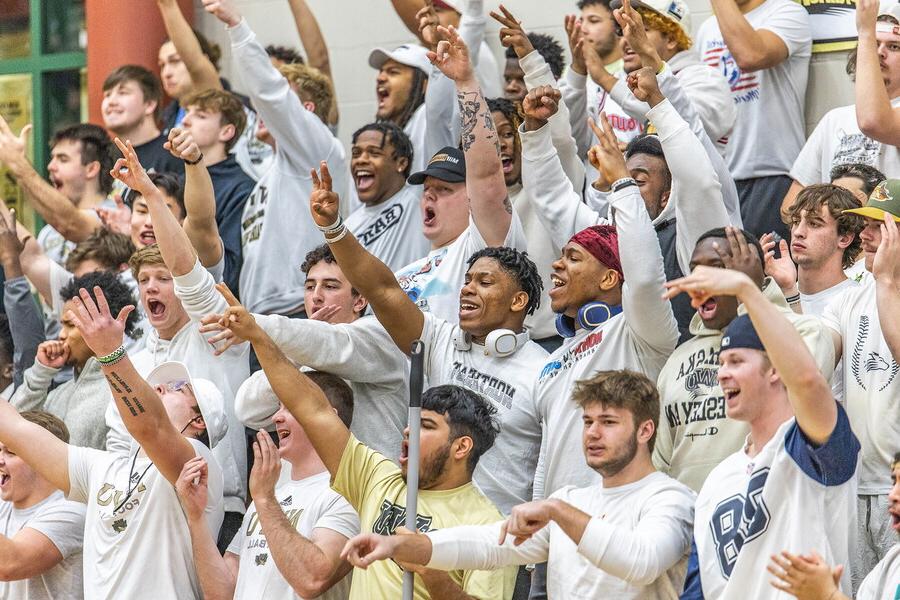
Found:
[0,0,86,226]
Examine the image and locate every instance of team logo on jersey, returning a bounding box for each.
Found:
[709,468,771,578]
[356,203,404,247]
[112,519,128,533]
[255,553,268,566]
[851,315,899,391]
[372,500,433,536]
[280,495,293,507]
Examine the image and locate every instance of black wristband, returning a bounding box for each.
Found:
[611,177,637,193]
[184,152,204,166]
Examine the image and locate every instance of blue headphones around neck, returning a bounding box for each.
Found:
[555,301,623,338]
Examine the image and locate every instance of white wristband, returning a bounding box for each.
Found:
[316,215,343,234]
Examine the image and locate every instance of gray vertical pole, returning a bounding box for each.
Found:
[402,340,424,600]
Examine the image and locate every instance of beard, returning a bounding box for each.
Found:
[403,441,452,489]
[589,432,639,479]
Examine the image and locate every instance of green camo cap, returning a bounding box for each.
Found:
[844,179,900,222]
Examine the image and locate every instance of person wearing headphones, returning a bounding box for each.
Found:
[307,160,547,518]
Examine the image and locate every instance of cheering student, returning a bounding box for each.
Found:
[342,369,696,598]
[664,265,859,600]
[0,286,227,599]
[211,290,517,599]
[175,374,359,600]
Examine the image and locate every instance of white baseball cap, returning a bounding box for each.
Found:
[610,0,692,38]
[433,0,462,12]
[234,369,280,430]
[147,361,228,449]
[879,0,900,19]
[368,44,433,76]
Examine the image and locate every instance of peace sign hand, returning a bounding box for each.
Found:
[309,161,341,229]
[587,113,629,191]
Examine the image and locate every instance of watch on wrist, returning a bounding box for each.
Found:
[184,152,204,166]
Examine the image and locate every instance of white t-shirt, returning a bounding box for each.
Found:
[790,99,900,186]
[697,0,811,180]
[404,104,428,175]
[228,467,359,600]
[345,185,430,272]
[0,492,85,600]
[36,201,115,268]
[66,439,224,599]
[427,472,695,599]
[421,313,547,514]
[800,278,857,404]
[395,214,527,325]
[857,543,900,600]
[822,277,900,494]
[688,407,859,599]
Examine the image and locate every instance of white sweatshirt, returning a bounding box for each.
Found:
[106,260,251,513]
[521,98,730,279]
[534,184,680,497]
[511,50,586,340]
[232,314,409,461]
[228,19,352,315]
[608,59,742,229]
[427,472,696,599]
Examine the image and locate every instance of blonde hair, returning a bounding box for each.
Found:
[181,89,247,152]
[128,244,167,280]
[637,8,692,52]
[278,63,334,124]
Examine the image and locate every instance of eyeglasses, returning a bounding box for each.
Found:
[159,380,193,394]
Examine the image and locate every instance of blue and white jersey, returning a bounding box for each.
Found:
[682,404,860,599]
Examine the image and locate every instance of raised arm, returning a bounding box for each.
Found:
[3,277,44,389]
[0,399,69,494]
[873,216,900,362]
[708,0,792,71]
[519,86,604,248]
[165,127,223,268]
[156,0,222,93]
[286,0,340,125]
[0,116,99,243]
[432,26,512,246]
[110,138,197,277]
[558,15,596,157]
[217,286,349,476]
[855,0,900,144]
[175,457,238,600]
[665,259,837,445]
[249,430,353,596]
[307,162,424,354]
[389,0,432,42]
[418,4,461,158]
[68,286,198,484]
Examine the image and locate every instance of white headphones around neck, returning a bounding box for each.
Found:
[452,328,531,358]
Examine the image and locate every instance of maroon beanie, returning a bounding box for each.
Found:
[569,225,623,282]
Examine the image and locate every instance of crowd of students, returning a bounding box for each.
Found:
[0,0,898,597]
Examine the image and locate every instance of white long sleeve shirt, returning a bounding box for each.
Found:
[427,472,695,599]
[228,19,352,315]
[233,314,409,461]
[534,184,680,497]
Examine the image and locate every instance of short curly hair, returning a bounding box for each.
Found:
[265,45,305,65]
[636,8,692,52]
[830,163,886,197]
[351,122,415,178]
[65,229,135,273]
[787,184,864,269]
[60,270,140,339]
[505,33,566,80]
[279,63,334,124]
[466,247,543,316]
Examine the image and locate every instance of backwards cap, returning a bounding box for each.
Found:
[721,314,765,353]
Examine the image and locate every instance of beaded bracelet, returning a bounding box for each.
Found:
[96,344,126,366]
[316,214,344,235]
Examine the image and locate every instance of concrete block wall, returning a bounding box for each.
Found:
[195,0,854,148]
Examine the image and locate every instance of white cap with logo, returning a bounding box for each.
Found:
[610,0,692,38]
[147,361,228,449]
[368,44,433,76]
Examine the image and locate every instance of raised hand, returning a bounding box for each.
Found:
[248,430,281,501]
[309,161,341,229]
[0,115,31,170]
[341,533,399,569]
[66,286,135,357]
[36,340,70,369]
[428,25,475,83]
[873,216,900,287]
[663,266,755,308]
[856,0,879,35]
[416,0,442,51]
[110,138,157,197]
[615,0,663,72]
[521,85,562,128]
[717,226,762,275]
[760,233,798,293]
[200,0,242,27]
[175,456,209,522]
[767,551,843,600]
[499,500,554,546]
[564,15,586,75]
[95,194,132,236]
[626,66,665,106]
[214,282,264,344]
[164,127,203,164]
[0,206,24,266]
[586,112,629,191]
[198,314,240,356]
[491,5,534,59]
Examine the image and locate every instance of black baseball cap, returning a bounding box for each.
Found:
[408,147,467,185]
[721,314,765,353]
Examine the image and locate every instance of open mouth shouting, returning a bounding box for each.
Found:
[0,472,9,489]
[354,168,376,193]
[549,274,567,299]
[399,439,409,468]
[459,299,480,320]
[146,298,167,321]
[500,155,514,174]
[423,205,437,228]
[722,387,740,408]
[376,85,391,110]
[138,228,157,246]
[699,298,718,321]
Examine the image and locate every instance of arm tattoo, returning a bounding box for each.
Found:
[105,372,146,416]
[503,195,512,214]
[456,89,499,154]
